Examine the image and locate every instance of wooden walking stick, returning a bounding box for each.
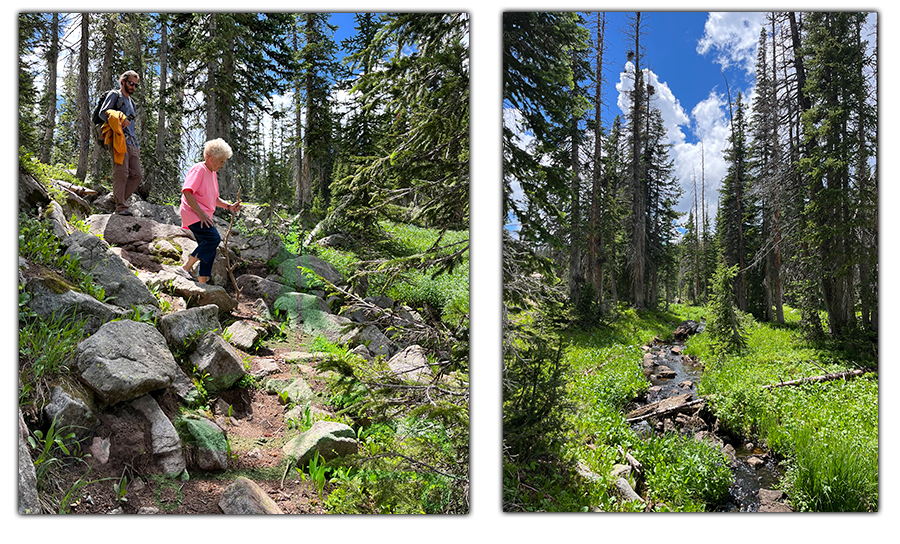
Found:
[223,187,242,297]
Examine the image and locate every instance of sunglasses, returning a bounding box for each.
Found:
[126,80,139,88]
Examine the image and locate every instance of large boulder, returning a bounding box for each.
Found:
[179,416,229,471]
[42,385,99,441]
[356,325,397,358]
[276,254,346,290]
[74,320,180,407]
[157,304,222,351]
[18,410,41,514]
[235,274,288,311]
[225,320,260,352]
[23,274,127,335]
[129,395,186,476]
[273,292,331,329]
[140,268,237,314]
[18,170,51,213]
[61,230,159,310]
[85,213,192,248]
[265,377,316,406]
[188,331,248,392]
[387,345,433,383]
[282,421,358,467]
[230,233,284,262]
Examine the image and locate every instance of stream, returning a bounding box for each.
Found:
[632,324,785,512]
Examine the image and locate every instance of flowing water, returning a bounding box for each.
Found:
[634,332,783,512]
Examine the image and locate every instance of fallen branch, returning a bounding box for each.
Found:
[761,368,876,390]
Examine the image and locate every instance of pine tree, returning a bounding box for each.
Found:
[799,12,872,337]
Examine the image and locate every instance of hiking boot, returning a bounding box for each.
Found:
[116,209,133,216]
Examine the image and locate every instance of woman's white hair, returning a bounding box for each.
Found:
[204,138,233,161]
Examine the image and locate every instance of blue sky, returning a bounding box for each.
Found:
[506,11,876,235]
[505,11,777,232]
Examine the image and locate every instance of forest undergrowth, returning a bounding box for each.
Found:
[503,303,878,512]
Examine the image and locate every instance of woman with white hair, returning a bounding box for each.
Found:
[178,138,242,284]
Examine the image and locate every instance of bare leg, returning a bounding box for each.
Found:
[197,276,209,284]
[182,255,200,275]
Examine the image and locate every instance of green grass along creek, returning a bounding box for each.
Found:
[503,305,878,512]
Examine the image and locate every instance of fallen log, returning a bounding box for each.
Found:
[761,368,876,390]
[626,393,691,420]
[626,394,706,424]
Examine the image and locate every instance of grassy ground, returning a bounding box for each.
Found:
[685,306,878,512]
[504,305,732,512]
[503,302,878,512]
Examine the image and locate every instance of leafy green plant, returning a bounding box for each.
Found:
[113,471,129,505]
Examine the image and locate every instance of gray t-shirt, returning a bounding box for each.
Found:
[100,90,139,149]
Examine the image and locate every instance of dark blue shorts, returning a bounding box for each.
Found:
[187,221,221,277]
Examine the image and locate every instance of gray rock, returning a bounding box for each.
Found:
[127,201,181,225]
[656,365,676,379]
[218,477,283,514]
[612,477,645,505]
[357,324,397,358]
[180,417,229,471]
[387,345,433,383]
[230,233,284,262]
[19,171,51,213]
[61,230,159,309]
[45,200,72,240]
[43,385,99,441]
[252,358,280,378]
[24,275,127,335]
[235,274,288,311]
[277,254,346,290]
[226,320,259,351]
[265,377,316,405]
[75,320,179,407]
[273,292,331,329]
[142,269,237,314]
[130,395,185,476]
[349,344,373,362]
[169,364,202,406]
[157,304,221,351]
[282,420,358,467]
[189,331,247,392]
[85,213,190,247]
[18,411,41,514]
[316,313,357,346]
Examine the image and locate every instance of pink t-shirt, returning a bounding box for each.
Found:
[179,162,219,229]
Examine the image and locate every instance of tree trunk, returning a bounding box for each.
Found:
[156,15,169,182]
[568,47,583,306]
[630,12,645,309]
[40,13,58,165]
[588,13,605,307]
[75,13,90,181]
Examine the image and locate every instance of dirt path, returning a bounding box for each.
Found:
[61,310,334,514]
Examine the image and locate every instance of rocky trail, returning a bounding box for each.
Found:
[18,172,467,514]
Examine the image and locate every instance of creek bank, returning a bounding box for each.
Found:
[620,320,792,512]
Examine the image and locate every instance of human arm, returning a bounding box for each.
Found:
[216,196,242,213]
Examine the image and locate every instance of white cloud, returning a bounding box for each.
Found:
[696,12,767,75]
